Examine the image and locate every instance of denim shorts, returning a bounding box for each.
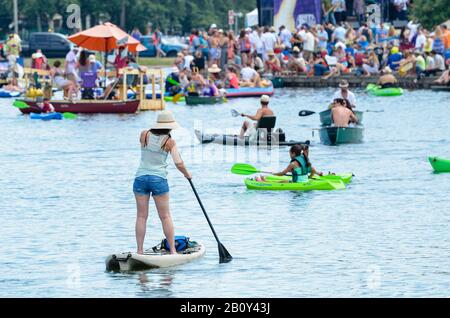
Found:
[133,175,169,197]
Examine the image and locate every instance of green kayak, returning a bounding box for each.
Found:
[429,157,450,173]
[245,177,346,191]
[185,96,226,106]
[366,84,404,97]
[164,96,185,103]
[265,173,354,185]
[320,109,364,126]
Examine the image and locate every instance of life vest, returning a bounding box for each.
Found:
[291,155,311,183]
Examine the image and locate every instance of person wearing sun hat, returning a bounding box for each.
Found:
[332,80,357,108]
[134,110,192,256]
[239,94,275,139]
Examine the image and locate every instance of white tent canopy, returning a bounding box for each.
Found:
[246,9,258,27]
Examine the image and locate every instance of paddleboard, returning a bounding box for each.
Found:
[105,243,206,271]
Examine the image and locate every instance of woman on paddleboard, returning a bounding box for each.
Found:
[133,111,192,255]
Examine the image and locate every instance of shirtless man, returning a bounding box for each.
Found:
[377,67,398,88]
[331,98,358,127]
[240,95,275,138]
[209,31,220,67]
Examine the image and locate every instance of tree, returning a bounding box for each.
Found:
[411,0,450,29]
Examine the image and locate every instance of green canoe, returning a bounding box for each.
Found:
[319,126,364,145]
[366,84,404,97]
[245,178,346,191]
[320,109,364,126]
[429,157,450,173]
[185,96,226,106]
[164,96,185,103]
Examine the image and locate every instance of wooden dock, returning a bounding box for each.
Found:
[268,74,439,89]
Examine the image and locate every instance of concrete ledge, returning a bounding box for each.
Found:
[270,74,439,89]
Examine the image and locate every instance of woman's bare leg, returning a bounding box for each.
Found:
[135,194,150,254]
[240,121,250,138]
[153,193,176,255]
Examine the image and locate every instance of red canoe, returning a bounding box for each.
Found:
[18,99,140,114]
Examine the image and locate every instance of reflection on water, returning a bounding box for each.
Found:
[1,88,450,297]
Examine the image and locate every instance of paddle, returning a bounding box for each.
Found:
[13,100,30,109]
[231,109,241,117]
[231,163,273,176]
[62,112,78,120]
[172,92,185,104]
[299,110,316,117]
[188,179,232,264]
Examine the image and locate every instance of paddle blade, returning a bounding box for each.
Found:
[218,243,233,264]
[231,109,240,117]
[63,112,78,120]
[231,163,259,175]
[13,100,30,109]
[299,110,316,117]
[172,92,184,104]
[167,78,180,86]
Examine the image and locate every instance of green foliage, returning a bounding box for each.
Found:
[411,0,450,29]
[0,0,257,36]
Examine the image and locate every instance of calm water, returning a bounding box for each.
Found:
[1,88,449,298]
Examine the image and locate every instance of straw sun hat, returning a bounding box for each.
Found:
[151,110,180,130]
[208,64,222,73]
[339,80,349,88]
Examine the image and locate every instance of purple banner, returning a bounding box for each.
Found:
[274,0,322,30]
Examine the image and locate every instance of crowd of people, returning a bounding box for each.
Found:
[167,20,450,91]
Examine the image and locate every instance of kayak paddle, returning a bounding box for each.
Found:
[299,110,316,117]
[167,78,180,86]
[172,92,185,104]
[13,100,30,109]
[188,179,232,264]
[231,109,241,117]
[62,112,78,120]
[231,163,273,176]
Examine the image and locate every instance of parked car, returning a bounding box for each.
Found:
[21,32,73,58]
[138,36,187,58]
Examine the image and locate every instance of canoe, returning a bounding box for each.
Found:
[320,109,364,126]
[265,173,354,185]
[225,86,274,98]
[366,84,404,97]
[164,96,185,102]
[244,178,345,191]
[30,112,63,121]
[430,86,450,92]
[0,89,21,98]
[16,99,140,114]
[318,126,364,145]
[105,243,206,272]
[185,96,226,106]
[429,157,450,173]
[195,130,309,147]
[271,77,285,88]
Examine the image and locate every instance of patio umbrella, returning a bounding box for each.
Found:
[68,22,146,53]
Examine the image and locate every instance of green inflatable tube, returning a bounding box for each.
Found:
[366,84,404,97]
[429,157,450,173]
[164,96,185,103]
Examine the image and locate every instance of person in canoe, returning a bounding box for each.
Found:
[134,110,192,255]
[332,80,357,108]
[331,98,359,127]
[255,144,322,183]
[377,66,398,88]
[239,95,275,139]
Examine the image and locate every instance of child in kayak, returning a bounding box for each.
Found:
[255,144,322,183]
